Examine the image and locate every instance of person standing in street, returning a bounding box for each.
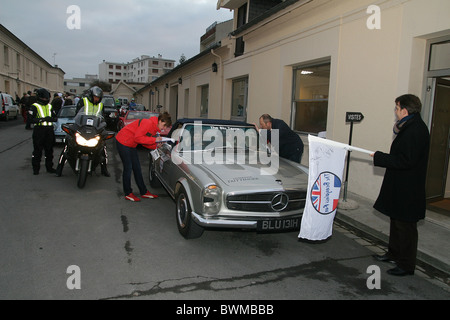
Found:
[29,88,57,175]
[258,114,304,163]
[371,94,430,276]
[25,90,36,130]
[51,93,63,115]
[115,112,172,202]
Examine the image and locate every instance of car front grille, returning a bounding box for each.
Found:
[226,190,306,212]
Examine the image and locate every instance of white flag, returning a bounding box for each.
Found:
[298,135,348,241]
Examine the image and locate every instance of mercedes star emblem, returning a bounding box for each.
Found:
[271,193,289,211]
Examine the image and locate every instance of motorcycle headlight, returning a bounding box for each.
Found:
[202,185,222,215]
[76,132,100,147]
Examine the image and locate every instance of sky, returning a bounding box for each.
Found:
[0,0,233,79]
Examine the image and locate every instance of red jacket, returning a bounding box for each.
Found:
[116,117,160,149]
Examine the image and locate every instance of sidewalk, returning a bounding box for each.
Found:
[335,191,450,276]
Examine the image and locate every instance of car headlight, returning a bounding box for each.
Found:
[202,185,222,215]
[76,132,100,147]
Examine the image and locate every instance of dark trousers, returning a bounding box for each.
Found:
[116,140,147,196]
[32,126,55,172]
[387,218,418,272]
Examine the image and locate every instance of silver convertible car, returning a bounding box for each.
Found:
[149,118,308,239]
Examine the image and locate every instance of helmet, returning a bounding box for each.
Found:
[87,86,103,103]
[35,88,51,105]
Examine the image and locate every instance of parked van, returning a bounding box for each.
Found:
[0,93,20,121]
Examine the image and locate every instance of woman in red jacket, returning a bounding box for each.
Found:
[116,112,172,202]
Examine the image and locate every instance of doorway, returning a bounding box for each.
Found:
[426,78,450,215]
[424,37,450,215]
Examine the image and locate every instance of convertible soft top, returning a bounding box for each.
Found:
[168,118,255,137]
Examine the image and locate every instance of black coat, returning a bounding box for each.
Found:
[268,119,304,160]
[373,113,430,222]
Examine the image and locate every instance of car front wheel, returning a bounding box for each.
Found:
[176,186,204,239]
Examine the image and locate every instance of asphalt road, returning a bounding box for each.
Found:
[0,119,449,303]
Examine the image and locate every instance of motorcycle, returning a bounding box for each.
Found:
[56,113,115,188]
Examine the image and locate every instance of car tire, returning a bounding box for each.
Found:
[176,186,204,239]
[148,156,162,188]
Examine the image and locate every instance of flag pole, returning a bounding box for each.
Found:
[343,122,353,202]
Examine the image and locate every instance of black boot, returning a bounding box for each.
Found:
[101,164,110,177]
[55,163,63,177]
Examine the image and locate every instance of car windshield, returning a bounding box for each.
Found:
[175,124,260,152]
[58,106,77,118]
[102,97,115,107]
[126,112,158,120]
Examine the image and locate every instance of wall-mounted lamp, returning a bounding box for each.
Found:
[178,77,182,84]
[212,62,218,73]
[165,83,169,88]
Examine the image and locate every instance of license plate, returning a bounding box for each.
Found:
[257,217,301,232]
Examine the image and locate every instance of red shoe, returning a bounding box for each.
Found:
[141,191,158,199]
[125,193,141,202]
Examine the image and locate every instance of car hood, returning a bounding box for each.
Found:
[198,156,307,189]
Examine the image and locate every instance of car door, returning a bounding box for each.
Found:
[158,143,177,194]
[6,96,17,117]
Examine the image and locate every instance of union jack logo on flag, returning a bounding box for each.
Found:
[311,171,342,215]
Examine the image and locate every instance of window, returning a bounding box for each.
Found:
[231,77,248,122]
[292,62,330,134]
[4,46,9,66]
[235,3,247,57]
[429,40,450,71]
[200,85,209,117]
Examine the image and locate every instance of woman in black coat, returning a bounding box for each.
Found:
[372,94,430,276]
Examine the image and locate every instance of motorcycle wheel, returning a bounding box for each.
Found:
[77,158,89,189]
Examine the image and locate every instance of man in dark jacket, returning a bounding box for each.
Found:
[24,90,36,130]
[259,114,304,163]
[51,93,63,115]
[371,94,430,276]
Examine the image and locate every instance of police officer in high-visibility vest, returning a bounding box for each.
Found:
[76,86,110,177]
[29,88,57,175]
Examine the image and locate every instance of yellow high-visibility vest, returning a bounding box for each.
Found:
[83,97,103,116]
[33,103,53,126]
